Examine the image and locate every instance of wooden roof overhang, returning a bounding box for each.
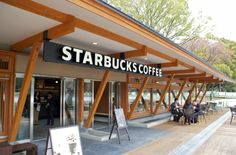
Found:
[0,0,234,84]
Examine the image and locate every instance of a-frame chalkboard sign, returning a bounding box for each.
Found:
[109,108,131,144]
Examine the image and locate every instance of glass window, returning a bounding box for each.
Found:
[14,76,30,141]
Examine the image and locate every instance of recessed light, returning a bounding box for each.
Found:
[55,80,58,83]
[155,81,159,84]
[92,42,98,45]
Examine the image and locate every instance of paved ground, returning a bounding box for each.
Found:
[33,109,232,155]
[34,126,168,155]
[124,110,230,155]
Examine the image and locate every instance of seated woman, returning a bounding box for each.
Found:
[183,99,194,125]
[170,98,183,122]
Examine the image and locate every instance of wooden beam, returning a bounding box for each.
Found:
[188,76,214,81]
[9,42,41,142]
[128,77,149,119]
[176,79,188,99]
[110,46,147,59]
[84,71,110,128]
[162,68,195,74]
[186,81,197,101]
[195,82,205,101]
[78,78,84,125]
[174,72,206,78]
[11,16,75,51]
[199,84,210,104]
[160,59,178,68]
[153,74,175,114]
[190,79,220,83]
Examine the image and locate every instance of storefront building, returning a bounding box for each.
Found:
[0,0,234,143]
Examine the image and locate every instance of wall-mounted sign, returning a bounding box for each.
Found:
[43,41,162,77]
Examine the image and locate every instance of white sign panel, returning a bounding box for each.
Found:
[45,126,83,155]
[114,108,127,129]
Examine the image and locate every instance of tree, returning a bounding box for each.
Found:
[104,0,211,43]
[183,37,232,65]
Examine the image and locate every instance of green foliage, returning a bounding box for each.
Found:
[213,64,233,77]
[105,0,211,43]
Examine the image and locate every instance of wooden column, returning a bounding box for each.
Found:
[85,70,110,128]
[199,84,210,104]
[153,74,174,114]
[195,82,205,101]
[9,42,41,142]
[176,79,187,99]
[167,87,171,111]
[186,81,197,101]
[78,78,84,125]
[128,77,149,119]
[150,88,153,113]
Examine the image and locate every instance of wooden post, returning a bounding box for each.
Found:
[176,79,187,99]
[128,77,149,119]
[195,82,205,101]
[78,78,84,125]
[9,42,41,142]
[186,81,197,101]
[84,71,110,128]
[153,74,174,114]
[150,88,153,113]
[167,87,171,111]
[199,84,210,104]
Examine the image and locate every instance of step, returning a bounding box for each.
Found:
[128,112,172,128]
[80,129,116,142]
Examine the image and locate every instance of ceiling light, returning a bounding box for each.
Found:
[155,81,159,84]
[92,42,98,45]
[55,80,58,84]
[144,57,148,60]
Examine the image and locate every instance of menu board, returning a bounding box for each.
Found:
[45,126,83,155]
[114,108,127,129]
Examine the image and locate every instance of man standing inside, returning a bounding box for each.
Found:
[45,92,56,125]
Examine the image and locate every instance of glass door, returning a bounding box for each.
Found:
[62,78,76,126]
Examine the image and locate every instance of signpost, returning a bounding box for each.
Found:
[45,126,83,155]
[109,108,130,144]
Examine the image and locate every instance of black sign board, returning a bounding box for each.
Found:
[43,41,162,77]
[109,108,130,144]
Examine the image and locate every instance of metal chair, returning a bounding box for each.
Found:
[229,107,236,124]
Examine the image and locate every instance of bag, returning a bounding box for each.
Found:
[36,103,41,112]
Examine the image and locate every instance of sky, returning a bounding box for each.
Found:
[188,0,236,41]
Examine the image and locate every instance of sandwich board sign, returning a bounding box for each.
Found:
[45,125,83,155]
[109,108,130,144]
[114,108,127,129]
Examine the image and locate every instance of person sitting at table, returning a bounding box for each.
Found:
[183,99,194,125]
[193,100,201,123]
[170,98,183,122]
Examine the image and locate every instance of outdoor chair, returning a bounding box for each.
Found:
[198,105,207,123]
[216,101,224,112]
[229,107,236,124]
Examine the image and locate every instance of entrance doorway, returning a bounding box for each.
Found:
[33,77,77,140]
[93,81,121,129]
[14,75,77,141]
[33,77,61,140]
